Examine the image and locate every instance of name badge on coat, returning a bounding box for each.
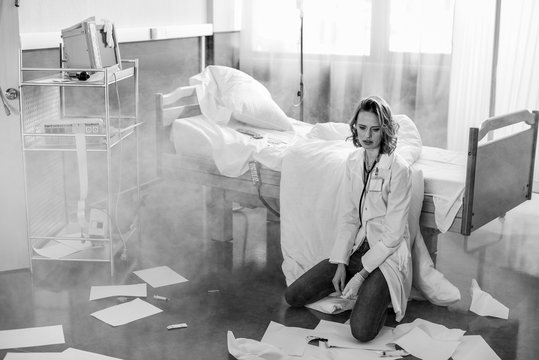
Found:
[368,178,383,192]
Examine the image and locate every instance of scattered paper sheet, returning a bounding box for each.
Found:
[260,321,313,356]
[451,335,501,360]
[227,331,286,360]
[133,266,188,288]
[3,348,125,360]
[3,353,62,360]
[393,318,465,341]
[62,347,124,359]
[90,298,162,327]
[330,347,400,360]
[304,343,333,360]
[313,319,394,351]
[229,324,398,360]
[89,283,147,301]
[33,239,93,259]
[0,325,65,350]
[393,326,460,360]
[469,279,509,319]
[305,292,355,314]
[310,341,400,360]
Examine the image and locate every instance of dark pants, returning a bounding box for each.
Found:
[284,241,391,342]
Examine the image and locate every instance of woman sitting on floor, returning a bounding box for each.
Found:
[284,95,413,342]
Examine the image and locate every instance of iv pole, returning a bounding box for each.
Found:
[297,0,304,122]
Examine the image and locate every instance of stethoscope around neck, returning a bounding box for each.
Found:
[358,156,378,225]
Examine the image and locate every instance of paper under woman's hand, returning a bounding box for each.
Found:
[341,273,365,299]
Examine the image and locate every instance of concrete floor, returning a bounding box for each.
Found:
[0,181,538,359]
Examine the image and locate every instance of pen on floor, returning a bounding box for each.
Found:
[153,294,169,301]
[167,323,187,330]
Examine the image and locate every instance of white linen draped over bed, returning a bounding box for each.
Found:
[413,146,467,232]
[280,140,353,281]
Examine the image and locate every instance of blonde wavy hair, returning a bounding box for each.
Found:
[347,96,399,155]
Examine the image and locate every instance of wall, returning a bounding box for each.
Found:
[19,0,207,33]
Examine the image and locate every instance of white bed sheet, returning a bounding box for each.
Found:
[414,146,467,233]
[171,115,312,177]
[170,117,466,233]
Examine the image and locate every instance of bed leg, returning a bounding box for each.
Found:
[265,198,280,223]
[420,226,439,266]
[206,187,233,242]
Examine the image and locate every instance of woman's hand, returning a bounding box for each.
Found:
[332,263,347,294]
[342,272,365,299]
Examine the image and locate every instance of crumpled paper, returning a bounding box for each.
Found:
[227,331,287,360]
[392,319,465,360]
[469,279,509,319]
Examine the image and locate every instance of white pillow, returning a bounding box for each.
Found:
[189,66,293,131]
[306,122,350,140]
[394,114,422,165]
[304,115,422,165]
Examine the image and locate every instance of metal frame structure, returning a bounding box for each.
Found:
[18,50,142,279]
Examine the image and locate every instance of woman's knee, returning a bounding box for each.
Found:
[284,286,305,307]
[350,324,378,342]
[352,327,378,342]
[349,309,388,342]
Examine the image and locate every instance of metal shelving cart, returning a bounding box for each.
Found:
[19,53,142,278]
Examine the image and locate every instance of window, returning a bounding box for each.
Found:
[251,0,371,56]
[303,0,371,56]
[389,0,454,54]
[249,0,454,56]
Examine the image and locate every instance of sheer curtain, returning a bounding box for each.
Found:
[492,0,539,192]
[448,0,539,190]
[240,0,455,147]
[446,0,496,152]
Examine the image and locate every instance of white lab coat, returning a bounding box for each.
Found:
[329,148,413,321]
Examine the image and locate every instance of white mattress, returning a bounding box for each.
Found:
[171,116,466,233]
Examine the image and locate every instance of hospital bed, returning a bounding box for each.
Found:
[155,75,538,265]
